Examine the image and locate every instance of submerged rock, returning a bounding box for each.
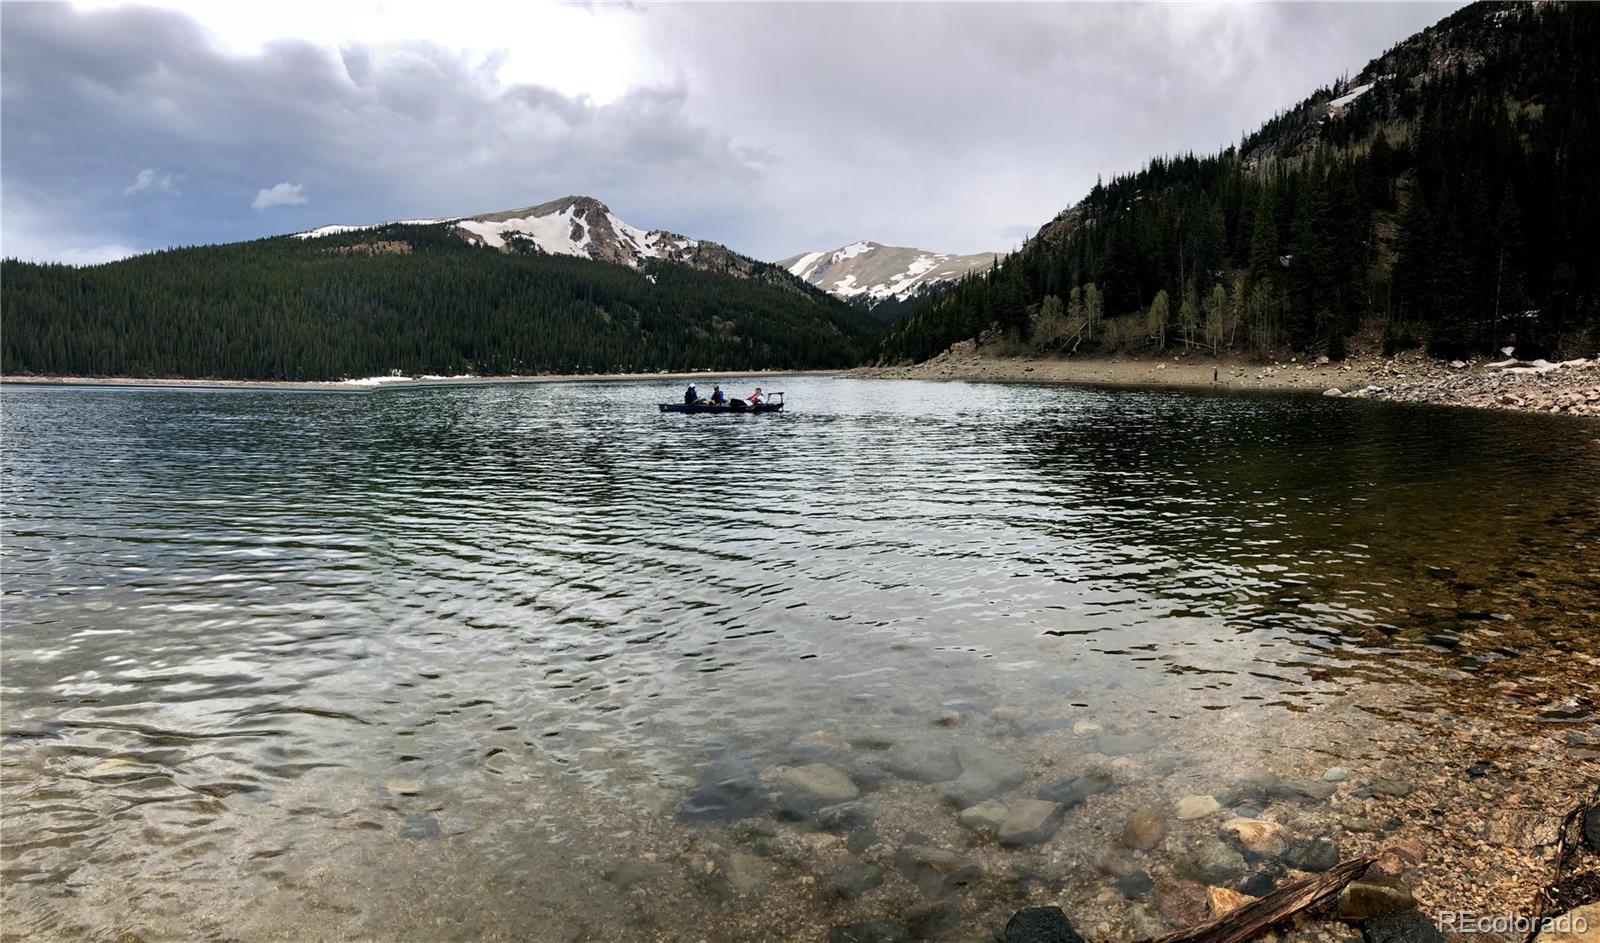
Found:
[769,763,859,817]
[1175,839,1248,885]
[398,812,440,839]
[1096,731,1157,756]
[905,900,960,939]
[1352,780,1413,799]
[814,800,875,831]
[1121,805,1169,851]
[957,799,1009,834]
[1176,795,1222,820]
[895,843,981,899]
[998,799,1065,846]
[1363,910,1445,943]
[939,746,1028,808]
[1002,906,1085,943]
[1336,876,1417,919]
[1037,769,1116,807]
[1322,767,1352,782]
[603,860,665,889]
[1220,817,1290,858]
[829,920,908,943]
[679,751,769,821]
[835,864,885,901]
[1115,870,1155,900]
[885,741,962,783]
[1207,886,1255,917]
[1286,838,1343,872]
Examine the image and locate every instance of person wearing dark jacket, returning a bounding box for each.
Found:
[684,384,699,404]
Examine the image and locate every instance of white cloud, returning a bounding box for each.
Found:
[251,182,307,210]
[124,168,180,196]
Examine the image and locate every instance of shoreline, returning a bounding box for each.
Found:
[848,348,1600,417]
[0,368,836,394]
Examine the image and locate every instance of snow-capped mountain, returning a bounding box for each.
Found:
[293,195,754,275]
[778,241,999,305]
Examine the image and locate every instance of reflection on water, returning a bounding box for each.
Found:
[2,378,1597,941]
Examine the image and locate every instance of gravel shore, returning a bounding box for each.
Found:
[849,344,1600,418]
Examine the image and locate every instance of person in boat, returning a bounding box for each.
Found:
[710,385,726,405]
[748,387,764,405]
[684,383,699,405]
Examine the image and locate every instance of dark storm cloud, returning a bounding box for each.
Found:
[1,2,1462,264]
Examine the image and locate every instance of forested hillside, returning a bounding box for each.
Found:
[2,224,874,379]
[880,1,1600,363]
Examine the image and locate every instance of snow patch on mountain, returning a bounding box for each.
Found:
[779,241,999,304]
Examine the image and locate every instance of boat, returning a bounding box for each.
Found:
[659,392,784,414]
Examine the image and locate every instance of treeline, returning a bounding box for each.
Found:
[2,224,876,380]
[880,1,1600,363]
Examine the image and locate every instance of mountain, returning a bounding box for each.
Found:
[299,195,789,283]
[879,1,1600,364]
[777,242,999,314]
[1,197,877,380]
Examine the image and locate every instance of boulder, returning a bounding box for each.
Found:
[1002,906,1085,943]
[999,799,1065,846]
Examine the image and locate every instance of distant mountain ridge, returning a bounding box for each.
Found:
[778,241,998,307]
[3,196,877,380]
[295,195,782,284]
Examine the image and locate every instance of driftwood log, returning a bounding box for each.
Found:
[1135,853,1378,943]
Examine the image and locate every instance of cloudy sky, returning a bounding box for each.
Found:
[2,1,1461,266]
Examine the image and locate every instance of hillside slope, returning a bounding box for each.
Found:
[879,1,1600,364]
[2,211,875,380]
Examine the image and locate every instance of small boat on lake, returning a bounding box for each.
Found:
[659,392,784,414]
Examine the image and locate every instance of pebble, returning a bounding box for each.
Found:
[814,800,874,831]
[1002,906,1085,943]
[1072,721,1103,736]
[384,778,424,797]
[1176,795,1223,819]
[1352,780,1413,799]
[999,798,1065,846]
[1322,766,1352,782]
[1122,805,1169,851]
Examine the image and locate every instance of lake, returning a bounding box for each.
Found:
[2,377,1597,942]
